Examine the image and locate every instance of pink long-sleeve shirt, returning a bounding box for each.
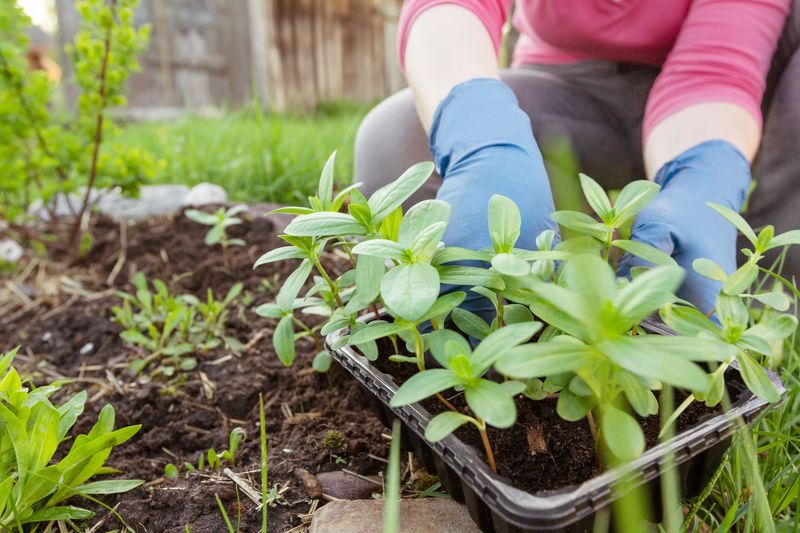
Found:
[398,0,790,139]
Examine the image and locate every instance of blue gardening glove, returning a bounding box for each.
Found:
[617,140,751,314]
[431,78,559,318]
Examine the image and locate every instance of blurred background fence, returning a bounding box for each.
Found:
[54,0,404,117]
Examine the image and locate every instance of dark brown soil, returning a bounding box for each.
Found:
[1,209,387,532]
[374,354,731,494]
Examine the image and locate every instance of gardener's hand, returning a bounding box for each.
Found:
[431,78,559,317]
[617,140,751,314]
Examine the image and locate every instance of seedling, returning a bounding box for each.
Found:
[186,205,248,268]
[0,347,142,528]
[165,427,247,477]
[113,273,243,377]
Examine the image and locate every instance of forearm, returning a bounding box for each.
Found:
[644,102,760,177]
[404,5,500,130]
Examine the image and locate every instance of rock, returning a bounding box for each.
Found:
[248,202,293,233]
[183,183,227,206]
[294,468,323,499]
[309,498,480,533]
[0,239,23,263]
[316,471,381,500]
[97,184,189,220]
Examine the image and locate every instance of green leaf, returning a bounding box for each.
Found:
[465,379,517,428]
[269,206,314,216]
[488,195,521,252]
[381,263,440,322]
[390,369,461,406]
[398,200,451,248]
[274,315,296,366]
[579,174,613,220]
[737,351,780,402]
[599,337,710,392]
[660,304,720,336]
[612,240,677,267]
[723,262,758,295]
[432,246,489,265]
[612,180,660,226]
[425,329,471,367]
[425,411,473,442]
[285,212,367,237]
[254,303,284,318]
[419,291,466,324]
[614,265,683,324]
[717,294,750,329]
[451,307,492,340]
[352,239,407,260]
[707,202,758,245]
[368,162,435,224]
[23,506,94,523]
[437,266,505,290]
[495,339,594,379]
[74,479,144,495]
[551,210,611,241]
[410,221,447,261]
[745,292,790,311]
[185,209,217,225]
[318,151,336,206]
[692,258,728,282]
[312,351,333,373]
[254,246,306,268]
[744,314,798,342]
[602,405,645,461]
[502,304,534,325]
[351,254,385,311]
[557,389,596,421]
[348,321,409,345]
[766,229,800,250]
[471,322,542,375]
[276,259,313,311]
[205,225,224,246]
[491,253,530,276]
[618,371,658,417]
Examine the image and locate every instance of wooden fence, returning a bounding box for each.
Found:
[54,0,405,115]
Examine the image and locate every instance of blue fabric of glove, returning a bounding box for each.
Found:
[429,78,558,320]
[617,140,751,314]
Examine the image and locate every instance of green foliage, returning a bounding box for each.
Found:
[253,156,800,479]
[185,205,248,267]
[0,0,155,230]
[112,272,243,376]
[0,347,141,528]
[165,427,246,480]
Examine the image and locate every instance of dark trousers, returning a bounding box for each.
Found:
[354,1,800,279]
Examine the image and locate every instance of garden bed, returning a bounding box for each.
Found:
[0,210,389,532]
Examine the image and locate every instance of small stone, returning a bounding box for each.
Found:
[183,183,227,206]
[526,423,548,455]
[42,332,53,342]
[309,498,480,533]
[0,239,23,263]
[294,468,323,499]
[96,184,190,220]
[316,471,380,500]
[79,342,95,356]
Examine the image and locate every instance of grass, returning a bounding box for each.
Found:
[116,101,369,206]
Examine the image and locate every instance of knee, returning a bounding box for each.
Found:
[354,88,429,198]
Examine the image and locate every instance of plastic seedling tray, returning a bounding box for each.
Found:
[326,318,785,533]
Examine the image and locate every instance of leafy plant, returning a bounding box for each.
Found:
[165,427,246,480]
[0,347,142,528]
[112,272,243,376]
[185,205,248,268]
[0,0,156,251]
[253,154,797,476]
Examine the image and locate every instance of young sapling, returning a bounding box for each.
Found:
[186,205,248,268]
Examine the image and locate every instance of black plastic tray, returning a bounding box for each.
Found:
[326,319,785,532]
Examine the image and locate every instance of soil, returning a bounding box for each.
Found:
[1,209,388,533]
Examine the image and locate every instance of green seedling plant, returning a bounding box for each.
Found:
[112,272,243,376]
[254,155,796,481]
[185,205,248,268]
[0,347,142,528]
[164,427,246,478]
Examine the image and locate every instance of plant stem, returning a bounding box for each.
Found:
[412,329,425,371]
[435,393,457,412]
[313,259,344,307]
[476,418,497,473]
[70,0,116,250]
[496,294,505,328]
[586,409,598,442]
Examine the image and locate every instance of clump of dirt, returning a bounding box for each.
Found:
[1,208,386,532]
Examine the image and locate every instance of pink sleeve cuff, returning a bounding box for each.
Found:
[397,0,510,70]
[643,0,790,141]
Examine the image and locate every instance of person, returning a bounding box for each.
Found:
[354,0,799,314]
